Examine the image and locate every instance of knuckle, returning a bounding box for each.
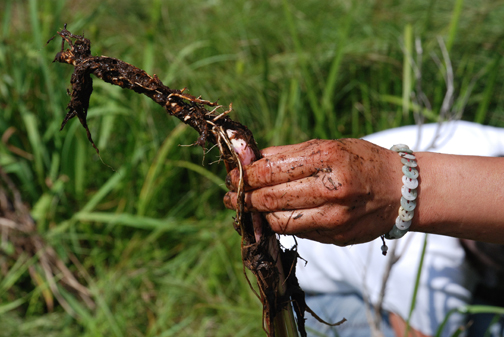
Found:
[332,229,362,247]
[253,158,274,187]
[318,206,352,230]
[318,175,346,200]
[225,172,235,191]
[320,208,362,246]
[327,227,354,246]
[223,193,235,209]
[227,169,242,190]
[260,192,279,212]
[304,139,323,148]
[266,213,290,234]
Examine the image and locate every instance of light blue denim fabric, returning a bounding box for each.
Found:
[466,296,504,337]
[304,293,395,337]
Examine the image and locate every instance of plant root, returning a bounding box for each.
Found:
[50,24,343,336]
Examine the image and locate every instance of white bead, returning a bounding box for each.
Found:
[401,157,418,167]
[391,144,409,150]
[388,225,407,239]
[400,153,416,160]
[400,196,416,211]
[402,176,419,189]
[391,144,412,153]
[402,166,419,179]
[401,185,418,200]
[395,215,412,230]
[399,206,414,221]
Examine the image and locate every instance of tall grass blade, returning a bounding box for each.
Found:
[0,297,27,315]
[404,234,428,337]
[1,0,12,39]
[74,212,200,232]
[75,136,86,199]
[360,83,373,135]
[271,86,288,146]
[158,315,194,337]
[143,0,161,75]
[138,123,187,216]
[20,107,46,185]
[281,0,325,138]
[446,0,464,52]
[29,0,59,118]
[167,160,226,191]
[58,286,96,331]
[31,193,52,231]
[92,287,124,337]
[28,0,42,48]
[0,254,37,294]
[402,24,413,120]
[321,5,353,131]
[48,166,127,237]
[48,152,60,183]
[162,41,209,85]
[435,305,504,337]
[475,56,501,124]
[381,95,438,120]
[98,114,116,150]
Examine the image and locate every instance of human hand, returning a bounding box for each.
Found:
[223,139,404,246]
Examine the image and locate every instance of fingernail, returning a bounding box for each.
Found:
[225,173,234,190]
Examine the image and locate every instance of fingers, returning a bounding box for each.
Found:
[225,155,313,191]
[294,230,344,245]
[259,140,320,158]
[264,207,367,246]
[264,209,382,246]
[223,191,353,234]
[294,229,364,246]
[226,139,333,191]
[223,173,347,212]
[264,207,350,233]
[260,145,293,158]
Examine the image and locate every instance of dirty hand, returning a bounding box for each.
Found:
[223,139,404,246]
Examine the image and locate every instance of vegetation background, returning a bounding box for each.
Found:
[0,0,503,336]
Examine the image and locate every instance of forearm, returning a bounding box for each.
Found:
[411,152,504,243]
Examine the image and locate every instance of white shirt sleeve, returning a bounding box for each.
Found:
[362,120,504,156]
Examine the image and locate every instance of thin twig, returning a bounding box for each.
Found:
[424,37,454,151]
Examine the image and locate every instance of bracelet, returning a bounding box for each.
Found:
[380,144,419,255]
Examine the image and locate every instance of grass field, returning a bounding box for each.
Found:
[0,0,503,336]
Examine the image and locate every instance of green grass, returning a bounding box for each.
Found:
[0,0,503,336]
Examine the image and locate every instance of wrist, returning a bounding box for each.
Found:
[407,152,504,242]
[408,151,472,234]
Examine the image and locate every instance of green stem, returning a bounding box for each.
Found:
[404,234,428,337]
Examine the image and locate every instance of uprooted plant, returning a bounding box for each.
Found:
[48,24,344,336]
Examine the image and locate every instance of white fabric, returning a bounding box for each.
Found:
[280,121,504,336]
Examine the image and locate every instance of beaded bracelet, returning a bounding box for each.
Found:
[380,144,419,256]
